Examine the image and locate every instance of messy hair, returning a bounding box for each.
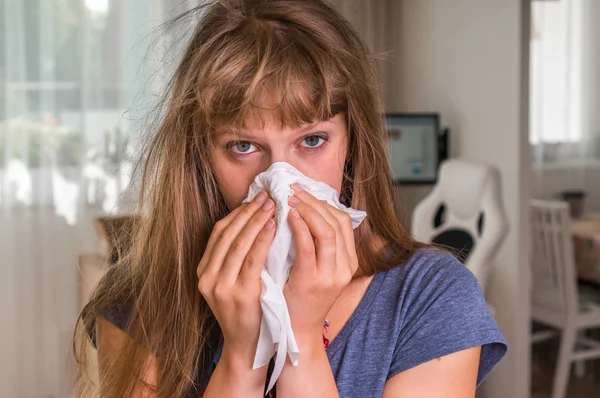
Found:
[73,1,422,396]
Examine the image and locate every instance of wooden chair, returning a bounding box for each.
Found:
[530,199,600,398]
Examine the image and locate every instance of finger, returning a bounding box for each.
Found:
[324,206,358,269]
[200,192,269,277]
[287,207,316,273]
[289,187,350,269]
[287,198,338,272]
[290,184,348,248]
[199,203,248,274]
[237,216,277,285]
[289,184,328,212]
[219,198,276,282]
[291,184,357,272]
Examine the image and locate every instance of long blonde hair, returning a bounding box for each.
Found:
[74,0,423,396]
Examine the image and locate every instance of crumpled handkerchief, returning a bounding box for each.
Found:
[242,162,367,392]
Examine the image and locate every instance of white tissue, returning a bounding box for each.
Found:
[242,162,367,392]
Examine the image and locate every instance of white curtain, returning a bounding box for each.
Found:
[0,0,191,396]
[329,0,392,100]
[329,0,389,52]
[0,1,388,396]
[530,0,600,212]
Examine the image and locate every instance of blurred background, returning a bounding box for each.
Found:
[1,0,599,397]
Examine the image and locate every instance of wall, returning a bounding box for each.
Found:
[385,1,531,397]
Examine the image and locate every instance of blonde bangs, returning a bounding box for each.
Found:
[195,18,349,132]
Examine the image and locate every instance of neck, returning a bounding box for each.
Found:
[324,274,374,342]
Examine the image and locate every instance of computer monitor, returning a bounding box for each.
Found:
[384,113,442,184]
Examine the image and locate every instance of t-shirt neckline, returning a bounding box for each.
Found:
[326,270,388,356]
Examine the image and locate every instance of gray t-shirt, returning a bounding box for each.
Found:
[324,248,507,396]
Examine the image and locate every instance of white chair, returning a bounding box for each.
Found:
[530,199,600,398]
[411,159,508,291]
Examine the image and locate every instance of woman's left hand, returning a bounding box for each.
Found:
[284,183,359,348]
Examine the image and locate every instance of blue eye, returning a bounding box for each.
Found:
[230,141,258,155]
[301,135,327,148]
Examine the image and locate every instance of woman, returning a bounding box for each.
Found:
[74,0,507,397]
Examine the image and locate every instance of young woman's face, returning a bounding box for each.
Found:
[212,113,348,210]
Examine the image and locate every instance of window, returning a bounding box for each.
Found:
[530,0,584,145]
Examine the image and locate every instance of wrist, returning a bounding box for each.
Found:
[278,334,337,398]
[295,330,327,354]
[204,344,267,398]
[220,344,256,372]
[220,345,267,389]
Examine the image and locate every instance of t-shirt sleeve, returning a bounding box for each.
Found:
[85,267,134,348]
[387,252,507,387]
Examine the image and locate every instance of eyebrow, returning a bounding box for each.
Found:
[216,119,335,139]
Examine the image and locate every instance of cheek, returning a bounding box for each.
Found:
[212,154,257,210]
[317,161,345,192]
[299,141,347,193]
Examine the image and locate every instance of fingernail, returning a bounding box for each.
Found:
[291,208,300,218]
[262,199,274,211]
[291,183,304,192]
[289,196,300,204]
[254,191,268,202]
[266,219,275,229]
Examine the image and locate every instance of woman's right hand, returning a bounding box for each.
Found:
[196,191,276,368]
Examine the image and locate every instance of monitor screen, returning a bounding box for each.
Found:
[384,113,440,184]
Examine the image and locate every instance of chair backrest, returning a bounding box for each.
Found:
[411,159,508,289]
[530,199,579,316]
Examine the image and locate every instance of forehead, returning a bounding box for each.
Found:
[215,112,342,139]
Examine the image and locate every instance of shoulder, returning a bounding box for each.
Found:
[363,247,489,345]
[375,247,494,330]
[392,246,470,276]
[83,265,135,348]
[375,248,507,386]
[376,247,479,304]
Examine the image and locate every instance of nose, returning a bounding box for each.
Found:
[260,148,309,176]
[268,148,288,165]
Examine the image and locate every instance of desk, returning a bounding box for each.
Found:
[573,214,600,285]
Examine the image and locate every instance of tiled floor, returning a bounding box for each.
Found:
[532,334,600,397]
